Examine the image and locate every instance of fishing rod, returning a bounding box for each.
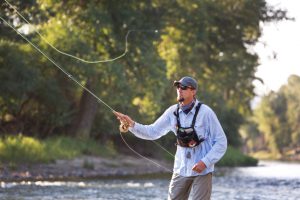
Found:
[0,12,174,173]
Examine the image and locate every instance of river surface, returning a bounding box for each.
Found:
[0,161,299,200]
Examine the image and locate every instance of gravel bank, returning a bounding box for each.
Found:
[0,155,173,182]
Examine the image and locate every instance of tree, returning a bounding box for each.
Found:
[252,75,300,156]
[281,75,300,147]
[0,0,288,149]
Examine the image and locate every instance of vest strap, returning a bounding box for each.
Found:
[191,102,202,127]
[173,104,181,127]
[174,102,202,127]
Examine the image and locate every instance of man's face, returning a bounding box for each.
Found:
[176,84,196,104]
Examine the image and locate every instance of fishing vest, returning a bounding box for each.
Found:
[174,102,205,148]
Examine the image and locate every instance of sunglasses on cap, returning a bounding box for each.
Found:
[176,85,194,90]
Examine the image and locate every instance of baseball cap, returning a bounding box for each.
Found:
[173,76,198,90]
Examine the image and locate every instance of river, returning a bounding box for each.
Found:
[1,161,299,200]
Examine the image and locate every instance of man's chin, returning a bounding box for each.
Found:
[177,97,184,102]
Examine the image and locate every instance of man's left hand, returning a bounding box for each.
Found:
[192,161,207,173]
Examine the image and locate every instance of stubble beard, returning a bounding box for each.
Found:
[177,96,184,102]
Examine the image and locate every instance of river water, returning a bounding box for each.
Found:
[0,161,299,200]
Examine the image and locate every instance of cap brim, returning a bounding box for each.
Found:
[173,81,181,87]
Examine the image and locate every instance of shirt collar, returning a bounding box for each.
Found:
[178,99,199,114]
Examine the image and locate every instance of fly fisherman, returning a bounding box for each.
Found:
[114,76,227,200]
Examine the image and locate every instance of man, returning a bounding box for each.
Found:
[114,76,227,200]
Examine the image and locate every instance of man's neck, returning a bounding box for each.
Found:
[180,99,194,106]
[180,100,195,114]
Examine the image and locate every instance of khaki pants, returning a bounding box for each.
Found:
[168,173,212,200]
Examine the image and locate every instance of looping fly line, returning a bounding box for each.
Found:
[3,0,158,64]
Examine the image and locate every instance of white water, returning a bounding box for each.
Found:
[0,161,299,200]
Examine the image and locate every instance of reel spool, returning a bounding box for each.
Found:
[119,121,130,132]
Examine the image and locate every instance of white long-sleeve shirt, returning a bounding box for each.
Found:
[129,99,227,177]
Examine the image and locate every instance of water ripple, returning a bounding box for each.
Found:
[0,161,299,200]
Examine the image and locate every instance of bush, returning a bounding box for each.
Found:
[217,146,258,167]
[0,135,117,165]
[44,136,117,160]
[0,134,47,164]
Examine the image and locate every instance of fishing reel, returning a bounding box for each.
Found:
[119,121,130,133]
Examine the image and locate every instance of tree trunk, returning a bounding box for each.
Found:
[69,77,99,138]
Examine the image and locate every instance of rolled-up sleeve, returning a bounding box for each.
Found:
[201,110,227,168]
[129,107,174,140]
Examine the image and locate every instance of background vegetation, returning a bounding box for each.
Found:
[242,75,300,160]
[0,0,294,165]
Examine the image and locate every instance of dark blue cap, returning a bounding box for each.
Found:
[173,76,198,90]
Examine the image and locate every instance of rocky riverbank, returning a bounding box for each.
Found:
[0,156,173,182]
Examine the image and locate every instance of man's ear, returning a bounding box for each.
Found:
[192,90,196,96]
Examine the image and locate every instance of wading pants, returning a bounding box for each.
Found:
[168,173,212,200]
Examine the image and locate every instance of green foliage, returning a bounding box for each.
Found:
[217,146,258,167]
[217,106,243,147]
[239,117,262,153]
[44,136,117,160]
[0,0,288,148]
[0,40,38,115]
[0,134,47,163]
[282,75,300,146]
[0,39,72,136]
[0,135,117,165]
[0,135,255,167]
[251,75,300,156]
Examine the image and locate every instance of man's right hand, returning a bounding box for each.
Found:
[113,111,135,128]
